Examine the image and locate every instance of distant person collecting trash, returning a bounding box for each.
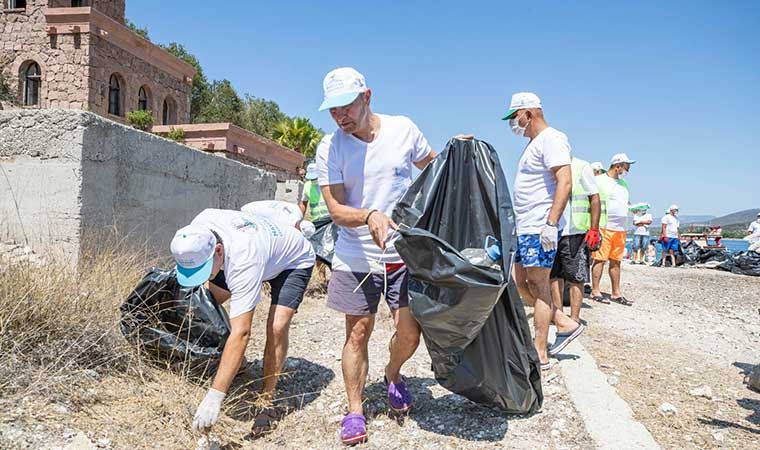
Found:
[660,204,681,267]
[505,92,585,371]
[299,162,331,223]
[171,209,315,436]
[315,67,441,445]
[631,205,653,264]
[590,153,636,306]
[549,156,602,324]
[747,212,760,243]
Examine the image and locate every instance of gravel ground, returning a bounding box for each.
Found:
[577,262,760,449]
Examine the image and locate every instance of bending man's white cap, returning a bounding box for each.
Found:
[610,153,637,166]
[305,162,318,180]
[669,204,679,211]
[318,67,367,111]
[502,92,542,120]
[590,161,606,173]
[170,224,217,287]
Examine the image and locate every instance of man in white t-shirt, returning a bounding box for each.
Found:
[170,209,315,435]
[315,67,438,445]
[631,206,653,264]
[747,212,760,244]
[590,153,635,306]
[549,157,601,325]
[504,92,584,371]
[660,204,681,267]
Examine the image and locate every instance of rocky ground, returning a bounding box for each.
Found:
[578,262,760,449]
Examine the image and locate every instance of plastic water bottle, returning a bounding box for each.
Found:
[461,236,502,269]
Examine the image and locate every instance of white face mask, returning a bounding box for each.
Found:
[618,169,628,179]
[509,116,528,137]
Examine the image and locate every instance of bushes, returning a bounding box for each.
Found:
[167,126,185,142]
[126,109,154,131]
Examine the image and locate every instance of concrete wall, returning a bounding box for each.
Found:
[0,109,277,262]
[275,179,303,204]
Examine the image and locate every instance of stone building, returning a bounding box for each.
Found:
[0,0,195,125]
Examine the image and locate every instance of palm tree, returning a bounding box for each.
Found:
[272,117,324,159]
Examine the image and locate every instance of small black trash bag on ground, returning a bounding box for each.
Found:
[392,138,542,414]
[717,251,760,277]
[308,217,339,267]
[120,267,231,362]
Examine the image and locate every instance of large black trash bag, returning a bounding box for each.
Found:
[120,267,231,362]
[392,138,542,414]
[716,251,760,277]
[308,217,339,267]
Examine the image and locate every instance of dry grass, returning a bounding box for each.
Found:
[0,243,262,449]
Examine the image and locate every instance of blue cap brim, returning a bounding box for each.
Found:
[176,256,214,288]
[318,92,361,111]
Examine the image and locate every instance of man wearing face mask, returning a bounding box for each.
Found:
[590,153,636,306]
[747,212,760,244]
[660,204,681,267]
[504,92,585,371]
[315,67,439,445]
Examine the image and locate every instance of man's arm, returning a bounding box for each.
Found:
[413,150,438,170]
[589,193,601,230]
[206,281,231,304]
[298,200,307,216]
[547,165,571,224]
[322,183,397,250]
[211,311,253,393]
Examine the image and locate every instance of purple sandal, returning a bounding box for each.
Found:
[340,413,367,445]
[384,375,413,414]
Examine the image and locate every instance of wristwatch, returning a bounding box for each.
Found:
[546,220,558,227]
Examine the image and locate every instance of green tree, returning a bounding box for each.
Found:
[241,95,289,139]
[125,19,150,41]
[197,79,245,126]
[272,117,324,158]
[0,72,13,104]
[161,42,210,123]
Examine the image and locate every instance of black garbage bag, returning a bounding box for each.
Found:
[697,248,728,264]
[120,267,231,362]
[392,138,542,414]
[682,240,702,265]
[716,251,760,277]
[308,217,339,267]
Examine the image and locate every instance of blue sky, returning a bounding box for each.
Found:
[128,0,759,217]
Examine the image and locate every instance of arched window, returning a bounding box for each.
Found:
[23,62,41,106]
[108,74,121,116]
[162,96,176,125]
[138,86,149,111]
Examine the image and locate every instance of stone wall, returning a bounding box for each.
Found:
[0,0,91,109]
[0,109,277,263]
[88,36,191,124]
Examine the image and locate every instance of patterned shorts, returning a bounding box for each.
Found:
[514,234,558,269]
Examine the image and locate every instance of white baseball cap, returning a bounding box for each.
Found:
[590,161,606,173]
[318,67,368,111]
[170,224,217,287]
[305,162,318,180]
[502,92,542,120]
[669,204,679,211]
[610,153,637,166]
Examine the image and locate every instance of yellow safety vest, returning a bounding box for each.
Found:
[571,158,607,230]
[304,180,329,221]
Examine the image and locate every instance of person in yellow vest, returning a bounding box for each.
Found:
[591,153,635,306]
[299,162,331,222]
[549,157,602,326]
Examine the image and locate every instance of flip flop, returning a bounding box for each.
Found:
[548,323,585,356]
[610,296,633,306]
[540,360,555,371]
[340,413,368,445]
[592,295,610,304]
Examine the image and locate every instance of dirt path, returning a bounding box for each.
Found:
[577,263,760,449]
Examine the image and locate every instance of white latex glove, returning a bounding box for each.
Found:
[192,388,225,432]
[299,220,316,239]
[539,224,559,252]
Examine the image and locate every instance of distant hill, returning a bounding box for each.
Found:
[709,208,760,226]
[678,215,717,224]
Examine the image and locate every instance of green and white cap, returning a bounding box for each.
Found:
[502,92,542,120]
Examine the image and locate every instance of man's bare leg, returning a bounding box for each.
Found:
[343,314,375,414]
[385,307,420,383]
[527,267,578,364]
[568,282,584,322]
[609,260,622,298]
[514,263,538,306]
[550,278,564,311]
[261,305,296,400]
[591,260,605,297]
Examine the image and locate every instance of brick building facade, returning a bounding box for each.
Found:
[0,0,195,124]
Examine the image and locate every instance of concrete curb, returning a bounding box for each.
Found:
[553,332,661,450]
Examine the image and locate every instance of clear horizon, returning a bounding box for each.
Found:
[128,0,759,217]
